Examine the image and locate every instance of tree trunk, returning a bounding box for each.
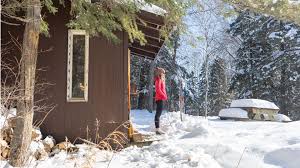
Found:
[170,32,178,112]
[204,54,209,118]
[136,57,142,109]
[147,60,156,112]
[179,79,184,121]
[9,0,41,166]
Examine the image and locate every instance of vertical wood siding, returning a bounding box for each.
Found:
[2,3,129,142]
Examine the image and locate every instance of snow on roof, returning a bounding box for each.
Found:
[132,0,166,15]
[93,0,166,15]
[219,108,249,119]
[137,2,166,15]
[230,99,279,110]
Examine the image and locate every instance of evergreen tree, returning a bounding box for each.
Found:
[183,71,199,114]
[229,10,300,120]
[267,21,300,118]
[208,57,229,116]
[130,55,152,109]
[167,29,181,111]
[229,11,273,98]
[186,57,230,116]
[185,63,207,116]
[224,0,300,25]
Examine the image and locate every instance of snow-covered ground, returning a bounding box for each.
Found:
[1,109,300,168]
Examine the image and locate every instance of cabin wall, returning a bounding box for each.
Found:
[1,3,130,142]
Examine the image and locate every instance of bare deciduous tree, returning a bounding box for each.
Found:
[1,0,43,166]
[1,35,56,167]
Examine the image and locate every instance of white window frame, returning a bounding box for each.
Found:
[67,29,89,102]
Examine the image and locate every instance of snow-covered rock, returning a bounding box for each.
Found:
[32,128,43,141]
[0,139,10,159]
[30,140,49,160]
[230,99,279,110]
[43,136,56,153]
[274,114,292,122]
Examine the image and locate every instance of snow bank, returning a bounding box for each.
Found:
[159,111,215,137]
[264,144,300,168]
[131,110,214,137]
[129,110,300,168]
[230,99,279,109]
[119,141,222,168]
[2,109,300,168]
[130,109,156,134]
[274,114,292,122]
[218,108,249,119]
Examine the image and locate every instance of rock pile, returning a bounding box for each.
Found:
[0,108,78,161]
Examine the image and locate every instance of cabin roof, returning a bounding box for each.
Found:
[230,99,280,110]
[91,0,167,60]
[129,10,166,60]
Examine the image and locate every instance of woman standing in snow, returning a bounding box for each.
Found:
[154,67,168,135]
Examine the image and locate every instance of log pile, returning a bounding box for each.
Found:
[0,109,78,161]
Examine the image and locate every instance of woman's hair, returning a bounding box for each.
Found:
[155,67,165,79]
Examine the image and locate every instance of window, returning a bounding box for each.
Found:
[67,30,89,102]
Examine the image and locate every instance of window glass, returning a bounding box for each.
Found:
[72,35,85,98]
[67,30,89,102]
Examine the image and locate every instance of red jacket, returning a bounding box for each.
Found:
[155,77,168,101]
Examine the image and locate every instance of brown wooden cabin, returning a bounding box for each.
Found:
[1,2,165,143]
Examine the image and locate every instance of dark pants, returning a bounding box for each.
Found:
[155,100,163,128]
